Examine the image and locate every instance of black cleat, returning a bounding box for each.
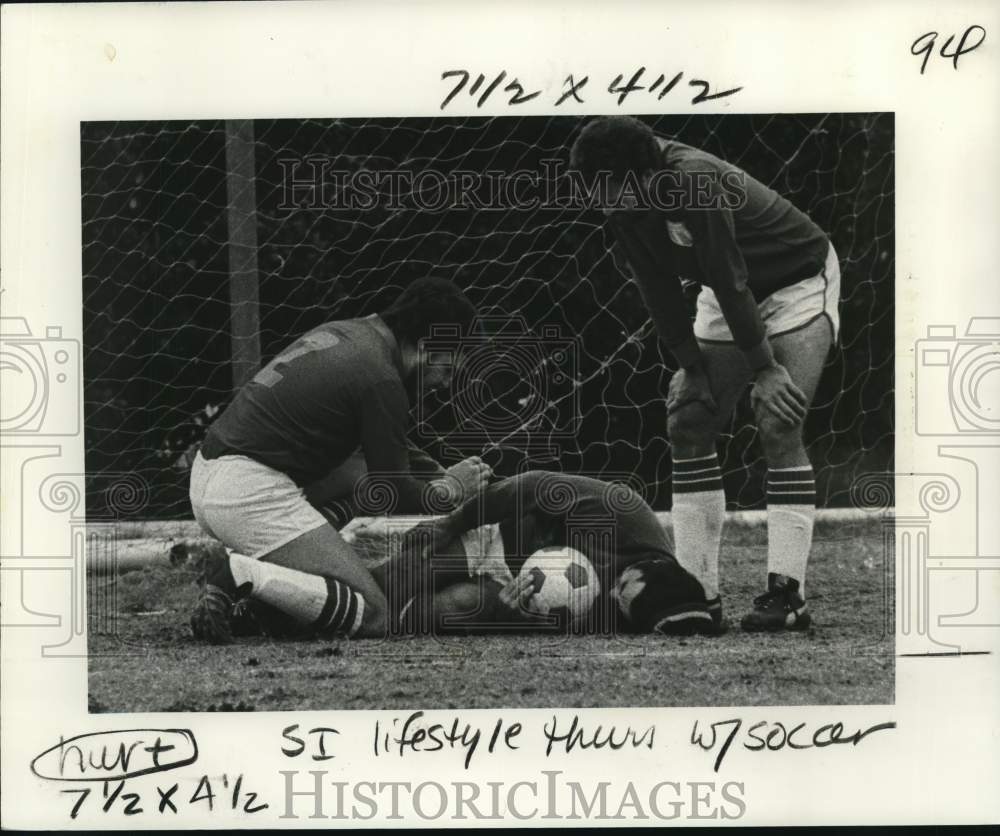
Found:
[190,545,249,645]
[741,574,811,632]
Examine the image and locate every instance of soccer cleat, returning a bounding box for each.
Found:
[190,546,250,645]
[740,574,811,632]
[191,585,237,644]
[652,601,722,636]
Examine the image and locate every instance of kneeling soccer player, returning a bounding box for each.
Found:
[570,116,840,631]
[188,278,491,644]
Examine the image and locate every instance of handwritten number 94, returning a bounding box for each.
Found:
[911,25,986,74]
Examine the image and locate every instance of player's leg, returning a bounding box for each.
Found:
[189,454,387,642]
[425,577,565,634]
[194,528,387,643]
[741,245,840,631]
[741,313,832,631]
[255,525,387,638]
[667,339,750,611]
[425,578,506,635]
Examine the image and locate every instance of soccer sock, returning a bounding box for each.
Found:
[671,453,725,600]
[766,466,817,596]
[228,553,365,637]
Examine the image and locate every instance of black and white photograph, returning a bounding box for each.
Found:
[82,113,895,711]
[3,2,997,828]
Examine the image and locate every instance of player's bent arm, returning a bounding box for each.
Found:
[359,378,430,514]
[683,186,778,375]
[406,442,447,480]
[710,282,778,373]
[442,475,525,536]
[628,261,704,370]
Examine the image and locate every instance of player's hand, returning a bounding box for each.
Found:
[399,518,454,564]
[498,571,538,613]
[750,363,808,426]
[442,457,493,504]
[667,367,718,416]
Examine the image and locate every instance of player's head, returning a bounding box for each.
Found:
[569,116,662,211]
[380,277,478,393]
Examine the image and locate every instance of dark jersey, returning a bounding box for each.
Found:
[445,471,707,632]
[452,471,676,589]
[201,315,429,512]
[608,138,830,361]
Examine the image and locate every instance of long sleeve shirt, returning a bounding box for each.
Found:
[608,137,830,367]
[201,315,434,513]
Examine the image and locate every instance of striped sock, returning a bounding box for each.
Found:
[671,453,725,599]
[229,553,365,638]
[766,466,816,595]
[313,577,366,638]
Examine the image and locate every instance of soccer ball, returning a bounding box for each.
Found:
[519,547,601,625]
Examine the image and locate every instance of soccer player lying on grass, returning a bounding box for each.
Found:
[390,470,718,636]
[189,278,492,643]
[569,117,840,632]
[191,471,719,642]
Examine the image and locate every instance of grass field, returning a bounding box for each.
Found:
[88,516,893,712]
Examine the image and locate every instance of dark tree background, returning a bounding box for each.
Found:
[81,114,894,519]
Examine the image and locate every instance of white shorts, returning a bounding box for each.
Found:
[189,451,328,558]
[693,243,841,344]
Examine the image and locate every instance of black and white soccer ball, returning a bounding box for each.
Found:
[519,546,601,624]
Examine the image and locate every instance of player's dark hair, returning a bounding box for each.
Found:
[380,277,478,345]
[569,116,662,182]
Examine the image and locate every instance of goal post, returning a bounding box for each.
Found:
[224,118,262,391]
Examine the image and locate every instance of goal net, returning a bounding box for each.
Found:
[81,114,893,520]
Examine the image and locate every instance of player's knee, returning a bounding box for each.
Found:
[667,403,717,451]
[756,412,804,458]
[435,582,482,613]
[433,582,488,634]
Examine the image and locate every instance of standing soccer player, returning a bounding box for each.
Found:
[189,277,491,643]
[569,117,840,631]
